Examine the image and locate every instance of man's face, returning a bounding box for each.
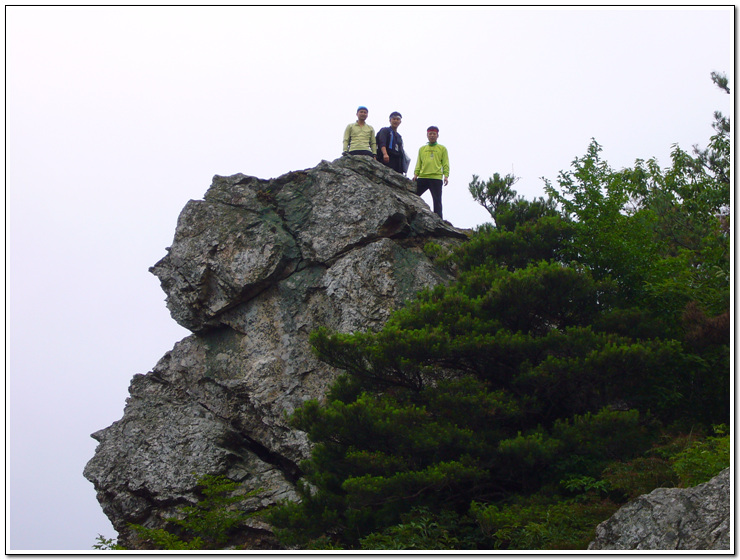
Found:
[357,109,368,122]
[427,129,439,143]
[390,116,402,129]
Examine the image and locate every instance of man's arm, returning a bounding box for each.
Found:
[343,125,352,153]
[377,128,390,162]
[442,146,450,185]
[413,146,423,180]
[370,127,378,156]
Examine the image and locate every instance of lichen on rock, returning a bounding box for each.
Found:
[83,156,468,548]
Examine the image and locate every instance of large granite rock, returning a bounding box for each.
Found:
[83,156,468,548]
[588,468,731,550]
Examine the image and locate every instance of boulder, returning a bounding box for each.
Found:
[83,156,468,548]
[588,468,730,550]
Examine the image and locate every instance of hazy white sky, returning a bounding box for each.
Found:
[6,5,733,551]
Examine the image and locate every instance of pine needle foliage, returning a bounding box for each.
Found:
[266,79,730,549]
[129,474,260,550]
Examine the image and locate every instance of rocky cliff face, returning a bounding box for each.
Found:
[83,156,468,548]
[589,468,731,550]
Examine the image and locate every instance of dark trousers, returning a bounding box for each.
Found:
[416,178,444,218]
[348,150,375,158]
[380,155,404,174]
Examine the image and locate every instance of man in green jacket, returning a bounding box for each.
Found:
[343,106,377,158]
[413,126,449,219]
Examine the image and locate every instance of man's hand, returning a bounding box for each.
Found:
[443,177,449,186]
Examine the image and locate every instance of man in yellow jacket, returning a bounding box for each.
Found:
[343,106,377,158]
[413,126,449,219]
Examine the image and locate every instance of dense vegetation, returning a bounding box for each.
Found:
[95,75,730,551]
[94,475,261,550]
[264,75,730,550]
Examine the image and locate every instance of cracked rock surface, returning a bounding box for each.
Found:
[83,156,468,548]
[588,468,730,550]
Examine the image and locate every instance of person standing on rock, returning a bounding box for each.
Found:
[343,106,377,158]
[413,126,449,219]
[375,111,407,174]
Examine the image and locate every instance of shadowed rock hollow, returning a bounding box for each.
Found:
[83,156,469,548]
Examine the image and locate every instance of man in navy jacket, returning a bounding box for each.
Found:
[376,111,406,174]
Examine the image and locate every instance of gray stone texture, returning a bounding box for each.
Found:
[589,468,731,550]
[83,156,467,548]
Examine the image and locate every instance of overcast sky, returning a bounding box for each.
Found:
[6,5,733,552]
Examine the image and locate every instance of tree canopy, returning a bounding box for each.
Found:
[265,75,730,550]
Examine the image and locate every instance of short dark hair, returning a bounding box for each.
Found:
[427,126,439,132]
[389,111,402,119]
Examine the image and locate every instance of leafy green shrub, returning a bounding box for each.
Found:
[92,535,125,550]
[560,475,612,499]
[129,474,260,550]
[468,172,558,232]
[360,508,473,550]
[670,427,730,487]
[422,241,453,266]
[452,218,576,273]
[129,527,205,550]
[470,498,619,550]
[550,408,656,478]
[601,457,678,499]
[600,425,729,499]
